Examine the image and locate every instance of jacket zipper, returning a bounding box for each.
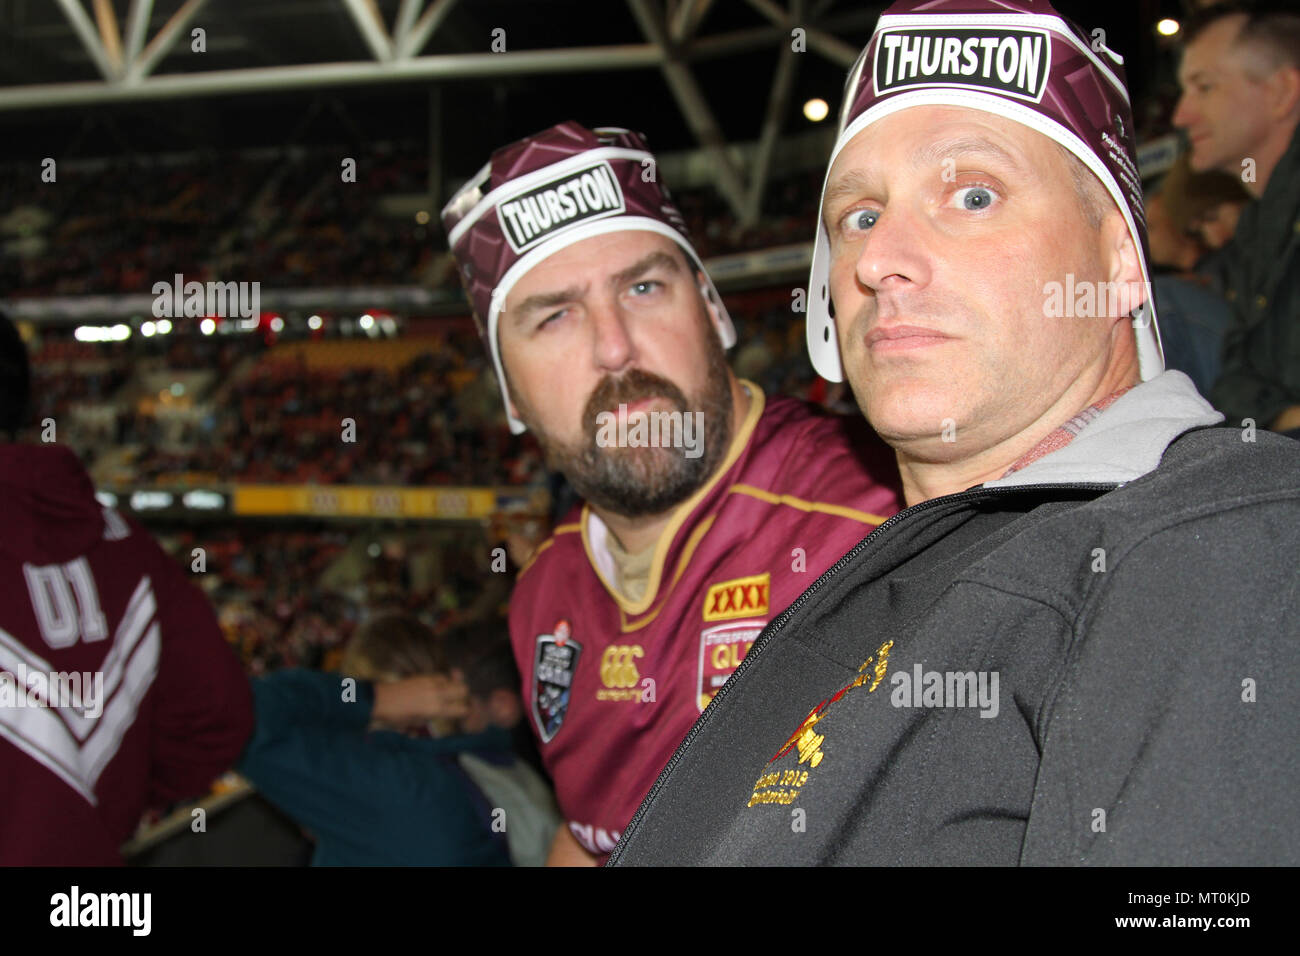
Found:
[606,480,1117,864]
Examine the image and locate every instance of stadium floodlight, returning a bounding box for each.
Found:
[270,316,285,332]
[307,315,323,330]
[111,324,130,340]
[181,490,224,511]
[129,490,173,511]
[200,318,216,335]
[803,98,829,122]
[359,314,376,331]
[156,319,173,334]
[1156,19,1179,36]
[141,321,156,337]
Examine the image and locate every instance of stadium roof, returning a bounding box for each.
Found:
[0,1,1163,214]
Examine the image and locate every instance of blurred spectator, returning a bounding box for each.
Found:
[1158,153,1251,292]
[1145,191,1205,273]
[236,611,557,865]
[1146,186,1233,395]
[440,620,561,864]
[0,310,253,866]
[1174,1,1300,433]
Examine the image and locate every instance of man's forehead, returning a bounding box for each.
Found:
[506,231,688,320]
[827,110,1039,187]
[1180,14,1249,77]
[516,231,676,285]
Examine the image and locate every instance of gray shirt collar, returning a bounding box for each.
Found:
[982,370,1225,489]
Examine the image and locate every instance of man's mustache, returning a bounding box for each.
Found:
[583,370,688,432]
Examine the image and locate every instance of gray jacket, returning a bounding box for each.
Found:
[610,372,1300,865]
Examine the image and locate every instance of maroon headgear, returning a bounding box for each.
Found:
[442,121,735,434]
[806,0,1163,382]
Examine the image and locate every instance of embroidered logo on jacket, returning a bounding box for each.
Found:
[748,640,893,808]
[702,572,770,622]
[532,620,581,744]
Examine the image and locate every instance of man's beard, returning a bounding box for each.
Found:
[524,334,734,519]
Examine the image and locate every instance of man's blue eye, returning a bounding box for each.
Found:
[958,187,995,211]
[848,209,878,231]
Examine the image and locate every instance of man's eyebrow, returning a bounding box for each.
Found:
[510,250,683,323]
[609,249,683,289]
[512,286,584,322]
[823,168,878,213]
[909,135,1026,173]
[822,136,1027,219]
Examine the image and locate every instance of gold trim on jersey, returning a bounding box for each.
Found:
[581,381,767,617]
[616,516,715,633]
[517,522,583,580]
[727,484,890,526]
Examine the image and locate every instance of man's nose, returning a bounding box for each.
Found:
[589,297,636,372]
[853,203,932,297]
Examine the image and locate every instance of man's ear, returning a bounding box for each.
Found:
[1103,211,1147,319]
[496,347,526,424]
[1264,64,1300,122]
[696,271,725,336]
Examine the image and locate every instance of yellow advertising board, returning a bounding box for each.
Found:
[231,485,499,519]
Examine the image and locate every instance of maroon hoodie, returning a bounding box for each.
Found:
[0,443,253,865]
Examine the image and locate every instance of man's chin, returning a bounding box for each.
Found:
[855,384,969,449]
[1186,143,1224,175]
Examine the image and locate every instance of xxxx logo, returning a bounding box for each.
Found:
[702,572,770,622]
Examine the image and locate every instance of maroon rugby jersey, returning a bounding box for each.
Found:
[509,384,902,861]
[0,444,253,865]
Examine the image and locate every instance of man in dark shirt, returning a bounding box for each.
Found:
[1173,1,1300,433]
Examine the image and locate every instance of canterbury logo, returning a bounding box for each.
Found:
[703,573,770,622]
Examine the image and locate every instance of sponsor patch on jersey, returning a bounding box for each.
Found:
[702,572,770,622]
[496,161,626,254]
[696,620,763,712]
[873,27,1052,104]
[532,620,582,744]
